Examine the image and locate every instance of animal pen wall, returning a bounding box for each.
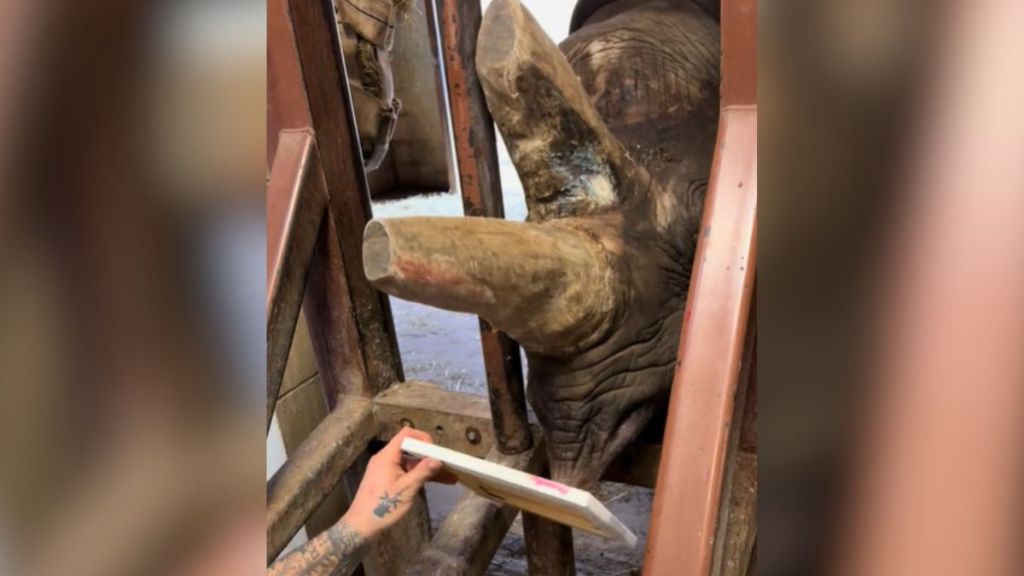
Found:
[266,0,756,574]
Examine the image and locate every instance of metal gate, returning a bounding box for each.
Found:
[266,1,756,574]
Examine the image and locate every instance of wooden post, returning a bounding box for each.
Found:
[438,0,574,573]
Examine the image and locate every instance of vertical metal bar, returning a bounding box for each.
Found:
[439,0,531,455]
[266,129,327,430]
[285,0,404,396]
[269,0,428,572]
[438,1,575,574]
[642,0,758,574]
[267,0,359,561]
[302,212,372,404]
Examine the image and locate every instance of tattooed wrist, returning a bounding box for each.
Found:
[267,519,369,576]
[324,521,368,575]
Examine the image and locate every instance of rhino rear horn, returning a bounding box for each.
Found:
[477,0,657,222]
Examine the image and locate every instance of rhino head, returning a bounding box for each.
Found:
[363,0,719,487]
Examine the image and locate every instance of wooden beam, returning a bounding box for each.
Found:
[524,509,576,576]
[411,446,546,576]
[267,399,375,562]
[266,129,328,430]
[712,316,757,576]
[302,208,372,403]
[718,452,757,576]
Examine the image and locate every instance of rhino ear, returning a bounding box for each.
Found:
[477,0,656,222]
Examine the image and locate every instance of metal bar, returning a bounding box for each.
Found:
[274,373,359,542]
[524,509,576,576]
[268,0,359,555]
[269,0,427,570]
[267,129,328,430]
[267,0,313,163]
[285,0,404,394]
[437,1,570,571]
[302,211,372,403]
[642,0,758,573]
[439,0,531,455]
[267,399,376,561]
[374,381,504,457]
[410,445,546,576]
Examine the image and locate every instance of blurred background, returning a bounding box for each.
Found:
[761,0,1023,575]
[0,0,1021,575]
[0,0,265,574]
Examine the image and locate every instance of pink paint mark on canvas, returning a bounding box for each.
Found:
[532,476,570,494]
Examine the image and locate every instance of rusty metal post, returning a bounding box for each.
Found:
[642,0,758,575]
[438,0,531,455]
[437,1,575,574]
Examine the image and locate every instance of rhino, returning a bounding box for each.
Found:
[363,0,720,487]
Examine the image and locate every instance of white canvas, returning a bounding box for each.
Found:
[401,438,637,547]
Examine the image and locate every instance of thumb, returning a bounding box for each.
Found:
[398,458,443,494]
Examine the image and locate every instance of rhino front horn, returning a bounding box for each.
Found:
[363,216,619,352]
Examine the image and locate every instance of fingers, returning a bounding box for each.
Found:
[396,458,443,494]
[379,426,433,464]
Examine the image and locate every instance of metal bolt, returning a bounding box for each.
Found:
[400,418,414,429]
[465,426,481,445]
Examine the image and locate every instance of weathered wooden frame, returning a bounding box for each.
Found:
[267,0,757,575]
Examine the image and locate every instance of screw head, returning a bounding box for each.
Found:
[465,426,481,445]
[400,418,414,428]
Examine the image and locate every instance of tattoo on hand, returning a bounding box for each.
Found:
[268,520,367,576]
[372,488,405,518]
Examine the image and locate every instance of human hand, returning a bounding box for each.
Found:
[340,427,445,540]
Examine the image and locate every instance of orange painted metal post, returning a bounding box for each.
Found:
[642,0,757,574]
